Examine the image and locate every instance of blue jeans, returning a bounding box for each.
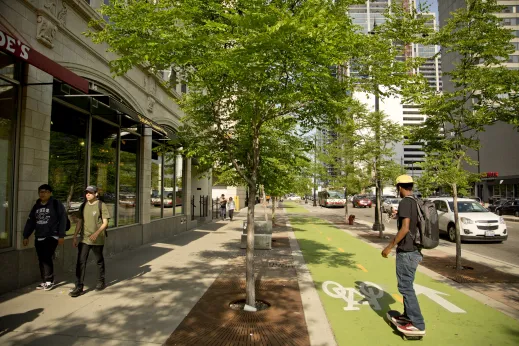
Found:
[220,207,226,219]
[396,250,425,330]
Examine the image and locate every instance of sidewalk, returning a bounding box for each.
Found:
[0,218,243,345]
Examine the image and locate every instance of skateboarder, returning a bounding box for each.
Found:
[381,175,425,336]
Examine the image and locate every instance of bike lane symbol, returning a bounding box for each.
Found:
[323,281,466,313]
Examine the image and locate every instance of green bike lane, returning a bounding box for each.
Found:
[287,214,519,345]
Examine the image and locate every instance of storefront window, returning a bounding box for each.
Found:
[164,151,175,217]
[49,102,88,235]
[119,131,139,225]
[150,142,163,220]
[176,154,184,215]
[0,79,17,248]
[90,118,117,227]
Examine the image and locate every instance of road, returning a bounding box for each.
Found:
[305,203,519,267]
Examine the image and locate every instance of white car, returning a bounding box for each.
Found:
[382,198,401,213]
[429,197,508,242]
[286,195,301,201]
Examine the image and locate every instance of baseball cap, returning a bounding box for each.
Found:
[85,185,98,193]
[395,175,414,185]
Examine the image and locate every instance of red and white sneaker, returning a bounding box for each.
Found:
[397,323,425,336]
[391,315,411,325]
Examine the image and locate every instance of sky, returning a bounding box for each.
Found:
[419,0,439,17]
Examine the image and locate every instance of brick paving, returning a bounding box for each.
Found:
[164,212,311,346]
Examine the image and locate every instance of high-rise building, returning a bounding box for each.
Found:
[438,0,519,202]
[347,1,442,179]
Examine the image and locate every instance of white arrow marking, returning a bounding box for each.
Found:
[414,283,466,313]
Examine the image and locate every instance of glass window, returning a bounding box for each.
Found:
[0,52,15,80]
[119,131,139,225]
[150,142,163,220]
[176,154,184,215]
[0,79,17,248]
[90,118,118,227]
[163,151,175,217]
[49,101,88,235]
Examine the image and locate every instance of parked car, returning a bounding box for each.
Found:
[467,196,484,207]
[352,195,372,208]
[488,199,512,213]
[381,198,402,213]
[286,195,301,201]
[428,197,507,242]
[495,199,519,217]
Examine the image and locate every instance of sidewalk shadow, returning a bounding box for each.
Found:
[0,308,43,337]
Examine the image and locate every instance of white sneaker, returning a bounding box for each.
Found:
[43,282,54,291]
[36,282,45,290]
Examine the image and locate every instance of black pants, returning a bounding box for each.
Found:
[75,242,105,288]
[34,237,58,283]
[228,209,234,220]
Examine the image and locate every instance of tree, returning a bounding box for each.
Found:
[356,109,405,236]
[407,0,519,270]
[88,0,428,308]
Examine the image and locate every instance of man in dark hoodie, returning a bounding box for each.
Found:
[23,184,67,291]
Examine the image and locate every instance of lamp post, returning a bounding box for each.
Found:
[371,91,385,234]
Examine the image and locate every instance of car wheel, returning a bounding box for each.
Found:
[497,209,502,216]
[448,224,456,242]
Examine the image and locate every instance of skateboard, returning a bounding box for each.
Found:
[386,310,424,341]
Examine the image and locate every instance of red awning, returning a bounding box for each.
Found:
[0,28,89,93]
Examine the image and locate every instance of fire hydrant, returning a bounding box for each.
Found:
[348,215,355,225]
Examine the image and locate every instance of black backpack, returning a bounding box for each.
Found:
[52,199,71,232]
[405,196,439,249]
[79,200,108,237]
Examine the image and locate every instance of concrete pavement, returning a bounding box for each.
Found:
[0,218,244,345]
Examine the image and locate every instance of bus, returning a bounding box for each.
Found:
[318,190,346,208]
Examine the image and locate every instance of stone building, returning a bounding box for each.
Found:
[0,0,212,294]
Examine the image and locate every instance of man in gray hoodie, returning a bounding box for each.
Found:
[23,184,67,291]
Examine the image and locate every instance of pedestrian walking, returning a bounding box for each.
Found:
[23,184,67,291]
[227,197,236,221]
[381,175,425,336]
[69,186,110,297]
[219,194,227,220]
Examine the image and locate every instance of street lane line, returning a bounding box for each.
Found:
[356,264,368,272]
[392,293,403,304]
[338,247,344,252]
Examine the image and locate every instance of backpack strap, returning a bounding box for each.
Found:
[403,195,422,243]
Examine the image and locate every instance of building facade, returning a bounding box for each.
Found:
[0,0,212,294]
[438,0,519,202]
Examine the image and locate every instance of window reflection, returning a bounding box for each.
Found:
[164,151,175,217]
[150,142,163,220]
[119,131,139,225]
[90,118,117,227]
[0,82,16,248]
[49,101,87,235]
[176,154,183,215]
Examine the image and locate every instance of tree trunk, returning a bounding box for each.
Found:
[246,183,256,307]
[452,183,462,270]
[344,186,349,220]
[272,196,277,220]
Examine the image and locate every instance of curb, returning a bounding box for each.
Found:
[503,217,519,223]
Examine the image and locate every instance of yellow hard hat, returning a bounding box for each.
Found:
[396,175,414,184]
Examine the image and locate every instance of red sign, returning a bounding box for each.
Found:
[0,29,89,93]
[482,172,499,178]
